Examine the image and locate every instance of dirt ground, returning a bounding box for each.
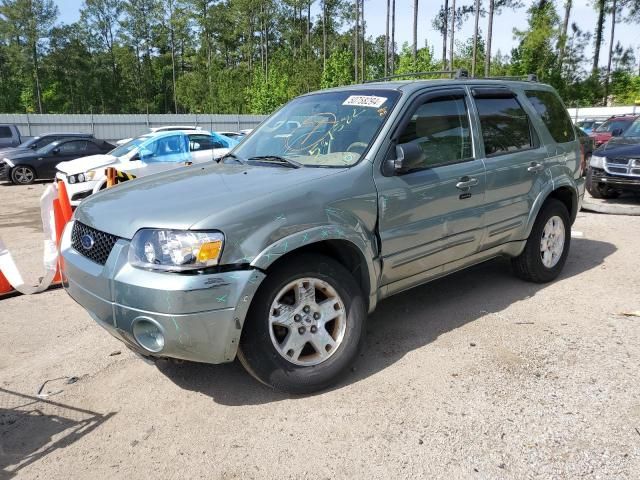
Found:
[1,181,639,479]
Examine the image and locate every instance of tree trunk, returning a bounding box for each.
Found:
[361,0,365,81]
[385,0,390,76]
[484,0,494,76]
[307,1,311,45]
[323,0,327,70]
[168,0,178,113]
[557,0,572,71]
[472,0,480,76]
[412,0,418,63]
[391,0,395,74]
[354,0,359,81]
[442,0,449,68]
[32,43,42,113]
[592,0,606,76]
[449,0,456,71]
[604,0,617,102]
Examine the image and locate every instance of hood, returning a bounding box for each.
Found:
[0,146,28,157]
[74,163,345,239]
[56,154,117,175]
[2,149,38,162]
[595,141,640,158]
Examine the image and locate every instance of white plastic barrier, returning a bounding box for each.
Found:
[0,184,59,294]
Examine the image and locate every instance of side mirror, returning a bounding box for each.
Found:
[30,144,38,149]
[52,147,60,155]
[382,143,426,176]
[611,128,623,137]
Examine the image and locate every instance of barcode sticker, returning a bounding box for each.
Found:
[342,95,388,108]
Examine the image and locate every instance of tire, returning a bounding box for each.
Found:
[586,168,619,199]
[238,254,366,394]
[512,198,571,283]
[11,165,36,185]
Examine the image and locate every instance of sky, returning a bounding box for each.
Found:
[56,0,636,69]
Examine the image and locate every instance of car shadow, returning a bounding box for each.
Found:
[156,237,616,406]
[0,388,116,478]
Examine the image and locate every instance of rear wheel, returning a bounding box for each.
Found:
[11,165,36,185]
[512,199,571,283]
[586,168,619,199]
[238,254,366,394]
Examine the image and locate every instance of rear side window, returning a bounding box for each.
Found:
[475,96,533,156]
[0,126,12,138]
[526,90,575,143]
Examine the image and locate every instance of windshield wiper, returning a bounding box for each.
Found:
[246,155,302,168]
[218,152,247,164]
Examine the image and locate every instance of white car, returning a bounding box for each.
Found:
[57,130,237,205]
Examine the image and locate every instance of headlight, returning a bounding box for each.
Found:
[67,171,95,184]
[633,158,640,167]
[128,229,224,271]
[3,158,14,167]
[590,155,605,169]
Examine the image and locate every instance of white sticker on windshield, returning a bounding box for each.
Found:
[342,95,388,108]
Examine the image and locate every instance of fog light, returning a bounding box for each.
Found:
[132,317,165,352]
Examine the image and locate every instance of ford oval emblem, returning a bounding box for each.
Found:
[80,233,95,250]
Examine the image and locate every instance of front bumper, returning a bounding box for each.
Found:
[60,221,265,364]
[56,173,100,206]
[0,162,10,181]
[590,168,640,191]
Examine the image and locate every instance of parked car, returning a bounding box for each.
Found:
[586,117,640,198]
[575,119,603,134]
[61,77,584,394]
[0,132,94,157]
[56,130,238,205]
[0,124,24,149]
[115,126,203,145]
[0,137,114,185]
[589,114,638,147]
[217,131,246,140]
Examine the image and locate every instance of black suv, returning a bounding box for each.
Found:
[587,117,640,198]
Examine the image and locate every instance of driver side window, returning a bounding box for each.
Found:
[397,95,473,169]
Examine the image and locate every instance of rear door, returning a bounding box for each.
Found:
[376,88,486,288]
[524,89,580,180]
[470,86,549,250]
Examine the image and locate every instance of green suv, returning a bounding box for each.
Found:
[61,77,585,394]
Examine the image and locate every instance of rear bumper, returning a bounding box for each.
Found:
[61,221,265,364]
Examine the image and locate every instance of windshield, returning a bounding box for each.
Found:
[19,136,41,148]
[622,119,640,137]
[595,119,631,133]
[110,136,151,157]
[234,89,401,167]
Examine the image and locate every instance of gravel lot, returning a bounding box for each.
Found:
[1,181,639,479]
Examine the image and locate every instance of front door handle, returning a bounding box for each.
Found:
[456,176,479,189]
[527,162,544,173]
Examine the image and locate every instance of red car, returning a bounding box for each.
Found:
[589,114,638,147]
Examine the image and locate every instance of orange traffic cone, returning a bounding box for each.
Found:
[57,180,73,222]
[0,271,13,296]
[52,198,65,284]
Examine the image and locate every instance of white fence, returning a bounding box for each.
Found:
[567,105,639,122]
[0,113,268,142]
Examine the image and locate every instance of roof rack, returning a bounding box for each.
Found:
[365,69,469,83]
[365,70,539,83]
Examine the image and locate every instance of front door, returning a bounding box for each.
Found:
[375,88,486,288]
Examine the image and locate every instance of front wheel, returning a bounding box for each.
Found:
[11,165,36,185]
[238,254,366,394]
[512,199,571,283]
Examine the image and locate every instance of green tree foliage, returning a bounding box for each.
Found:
[0,0,639,114]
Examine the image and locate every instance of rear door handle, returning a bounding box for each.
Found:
[527,162,544,173]
[456,176,479,189]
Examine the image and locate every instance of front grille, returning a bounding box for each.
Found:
[608,166,628,174]
[71,222,119,265]
[606,157,630,165]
